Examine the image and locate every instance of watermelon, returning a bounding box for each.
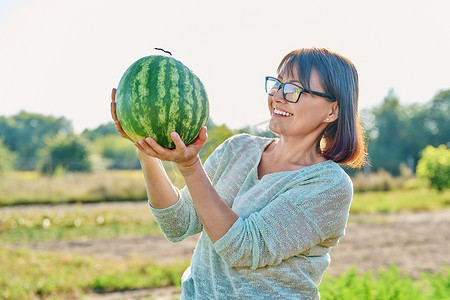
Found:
[115,55,209,149]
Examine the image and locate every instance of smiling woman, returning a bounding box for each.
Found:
[111,47,367,299]
[268,48,366,168]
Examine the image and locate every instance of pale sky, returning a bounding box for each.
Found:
[1,0,449,133]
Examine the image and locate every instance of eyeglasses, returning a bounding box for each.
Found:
[265,76,336,103]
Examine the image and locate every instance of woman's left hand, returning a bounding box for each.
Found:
[134,126,208,169]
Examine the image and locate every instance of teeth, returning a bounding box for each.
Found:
[274,108,293,116]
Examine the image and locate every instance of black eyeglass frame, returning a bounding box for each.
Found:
[265,76,336,103]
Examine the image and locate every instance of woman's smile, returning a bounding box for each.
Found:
[272,106,293,117]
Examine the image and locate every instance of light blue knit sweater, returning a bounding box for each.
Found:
[149,134,353,299]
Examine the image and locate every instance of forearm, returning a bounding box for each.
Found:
[138,151,179,209]
[177,157,239,243]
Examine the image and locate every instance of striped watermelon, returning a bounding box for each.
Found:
[115,55,209,149]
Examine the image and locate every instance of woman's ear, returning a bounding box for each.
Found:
[326,102,339,122]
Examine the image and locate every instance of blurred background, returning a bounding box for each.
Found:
[0,0,449,299]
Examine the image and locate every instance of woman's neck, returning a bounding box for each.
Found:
[269,135,325,168]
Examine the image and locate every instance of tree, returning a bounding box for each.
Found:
[0,139,17,175]
[416,145,450,191]
[0,111,72,170]
[365,89,450,175]
[423,89,450,147]
[94,135,140,169]
[40,135,93,174]
[366,90,407,175]
[82,122,118,140]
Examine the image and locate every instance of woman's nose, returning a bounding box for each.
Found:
[272,87,286,103]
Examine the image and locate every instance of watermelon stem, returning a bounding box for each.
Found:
[154,48,172,56]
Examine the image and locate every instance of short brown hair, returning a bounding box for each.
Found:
[278,48,367,168]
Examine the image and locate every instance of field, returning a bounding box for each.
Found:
[1,170,449,299]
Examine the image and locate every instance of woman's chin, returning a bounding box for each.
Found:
[269,119,287,136]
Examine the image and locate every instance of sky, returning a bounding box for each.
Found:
[0,0,449,133]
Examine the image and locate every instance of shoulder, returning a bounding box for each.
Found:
[288,161,353,196]
[319,161,353,187]
[219,133,274,153]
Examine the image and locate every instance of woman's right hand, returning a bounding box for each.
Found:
[110,88,133,142]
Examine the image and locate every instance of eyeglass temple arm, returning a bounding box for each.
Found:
[307,90,336,101]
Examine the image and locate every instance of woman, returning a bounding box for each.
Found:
[111,47,366,299]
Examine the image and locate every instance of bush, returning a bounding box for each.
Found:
[40,135,93,174]
[416,145,450,191]
[351,165,415,192]
[93,135,140,169]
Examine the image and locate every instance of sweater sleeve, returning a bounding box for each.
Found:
[212,170,353,269]
[148,137,231,243]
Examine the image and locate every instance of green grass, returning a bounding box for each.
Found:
[1,247,448,300]
[92,263,185,292]
[0,168,185,207]
[1,222,162,244]
[0,247,187,299]
[320,266,450,300]
[0,204,162,243]
[351,188,450,213]
[0,170,149,206]
[1,170,448,299]
[1,180,448,244]
[2,170,449,213]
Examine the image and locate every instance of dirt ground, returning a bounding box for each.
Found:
[6,203,450,300]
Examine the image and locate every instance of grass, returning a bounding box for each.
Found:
[0,203,162,243]
[1,170,449,212]
[1,247,448,300]
[320,265,450,300]
[1,170,449,299]
[0,170,147,206]
[3,187,447,244]
[351,188,450,213]
[0,170,448,244]
[0,167,186,206]
[0,247,187,300]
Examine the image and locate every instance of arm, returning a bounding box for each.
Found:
[138,153,179,209]
[178,158,239,243]
[137,130,239,243]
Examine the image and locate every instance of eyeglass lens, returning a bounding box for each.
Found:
[266,77,280,96]
[266,77,302,102]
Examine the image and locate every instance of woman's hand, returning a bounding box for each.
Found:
[135,127,208,169]
[110,88,133,142]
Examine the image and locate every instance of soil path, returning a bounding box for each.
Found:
[5,203,450,300]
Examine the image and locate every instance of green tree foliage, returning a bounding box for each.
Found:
[422,89,450,146]
[94,135,140,169]
[366,90,407,174]
[366,89,450,175]
[0,138,17,175]
[0,111,72,170]
[416,145,450,191]
[82,122,118,140]
[40,135,93,174]
[200,119,235,162]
